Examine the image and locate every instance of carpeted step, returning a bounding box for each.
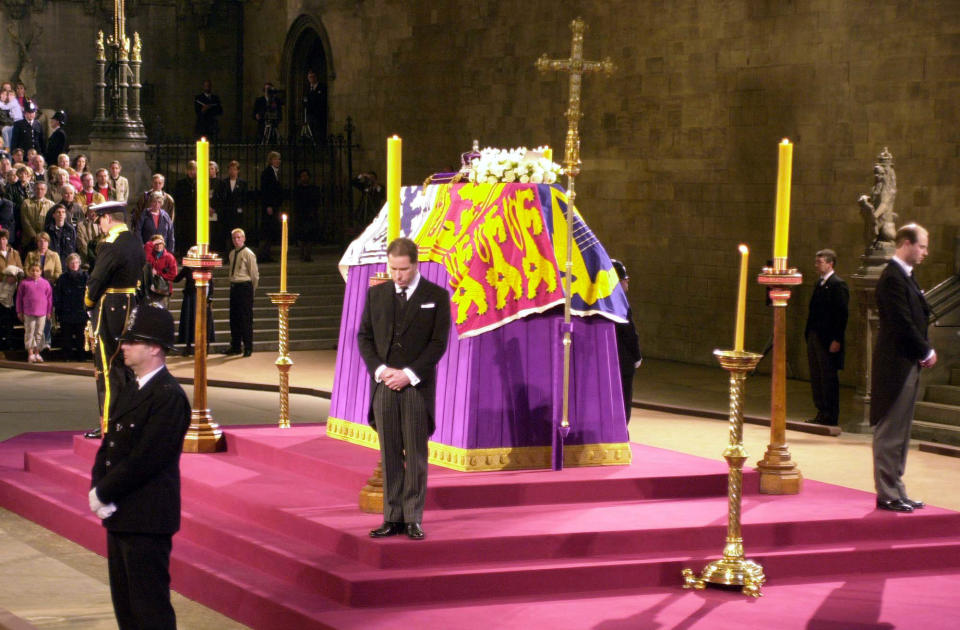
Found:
[11,449,960,610]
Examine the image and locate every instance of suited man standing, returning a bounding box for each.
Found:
[89,304,191,630]
[611,260,642,423]
[358,237,450,540]
[871,224,936,512]
[44,110,68,167]
[804,249,849,427]
[194,79,223,142]
[11,100,44,155]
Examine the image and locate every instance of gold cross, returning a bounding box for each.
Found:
[536,17,615,177]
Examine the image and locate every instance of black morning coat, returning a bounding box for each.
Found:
[869,261,931,426]
[356,276,451,435]
[804,272,850,368]
[91,367,191,534]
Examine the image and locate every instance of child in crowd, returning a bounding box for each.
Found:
[0,264,22,350]
[15,262,52,362]
[54,253,89,361]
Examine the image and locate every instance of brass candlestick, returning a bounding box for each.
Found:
[183,245,224,453]
[268,291,300,428]
[683,349,765,598]
[756,264,804,494]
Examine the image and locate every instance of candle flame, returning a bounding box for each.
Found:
[780,138,790,144]
[739,244,749,254]
[282,214,288,221]
[199,137,208,143]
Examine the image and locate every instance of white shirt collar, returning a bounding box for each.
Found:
[136,365,164,390]
[891,255,913,276]
[820,269,834,284]
[395,272,421,298]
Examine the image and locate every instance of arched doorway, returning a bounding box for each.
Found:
[281,15,335,143]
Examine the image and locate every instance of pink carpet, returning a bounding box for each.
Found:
[2,426,959,629]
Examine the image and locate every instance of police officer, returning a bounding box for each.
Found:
[89,304,190,630]
[10,100,44,154]
[83,201,146,439]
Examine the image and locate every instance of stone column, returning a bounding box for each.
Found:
[847,248,892,433]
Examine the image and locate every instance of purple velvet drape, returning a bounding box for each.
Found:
[330,262,628,450]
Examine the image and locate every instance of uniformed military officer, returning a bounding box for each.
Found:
[83,201,146,439]
[89,304,190,630]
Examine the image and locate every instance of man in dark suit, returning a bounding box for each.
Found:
[611,260,642,424]
[10,100,44,155]
[218,160,247,253]
[303,70,325,143]
[804,249,849,427]
[89,303,190,630]
[871,223,936,512]
[194,79,223,142]
[83,201,147,439]
[44,110,68,167]
[358,237,451,540]
[259,152,283,261]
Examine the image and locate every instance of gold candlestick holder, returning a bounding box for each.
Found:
[268,291,300,429]
[182,245,224,453]
[683,348,765,598]
[756,264,804,494]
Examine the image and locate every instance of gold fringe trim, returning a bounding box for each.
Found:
[326,417,632,472]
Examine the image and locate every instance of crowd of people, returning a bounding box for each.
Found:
[0,82,335,362]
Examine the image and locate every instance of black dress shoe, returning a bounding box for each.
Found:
[902,498,925,509]
[369,521,404,538]
[242,349,253,357]
[83,427,102,439]
[224,347,242,356]
[876,498,913,512]
[806,417,838,426]
[406,523,425,540]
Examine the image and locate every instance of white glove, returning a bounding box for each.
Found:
[88,487,105,513]
[96,504,117,519]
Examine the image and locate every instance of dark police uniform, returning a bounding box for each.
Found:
[85,216,146,435]
[90,305,190,630]
[11,115,44,154]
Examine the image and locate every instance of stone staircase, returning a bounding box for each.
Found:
[168,251,346,352]
[913,367,960,447]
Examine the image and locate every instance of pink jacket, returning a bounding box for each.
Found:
[15,276,52,317]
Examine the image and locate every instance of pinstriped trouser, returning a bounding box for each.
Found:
[372,382,429,524]
[873,365,919,502]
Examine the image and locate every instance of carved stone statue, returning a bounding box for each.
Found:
[857,147,897,250]
[96,30,105,61]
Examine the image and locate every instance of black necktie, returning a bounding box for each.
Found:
[400,289,407,303]
[231,249,240,276]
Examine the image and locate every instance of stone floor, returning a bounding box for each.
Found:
[0,355,956,628]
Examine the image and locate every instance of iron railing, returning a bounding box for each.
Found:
[146,117,361,247]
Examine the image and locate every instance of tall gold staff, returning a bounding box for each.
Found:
[536,17,614,449]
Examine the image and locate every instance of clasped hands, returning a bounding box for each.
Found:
[88,487,117,520]
[380,367,411,391]
[920,349,938,369]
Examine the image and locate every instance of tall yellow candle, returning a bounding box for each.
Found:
[734,244,749,351]
[280,214,288,292]
[387,135,402,242]
[773,138,793,260]
[196,138,209,247]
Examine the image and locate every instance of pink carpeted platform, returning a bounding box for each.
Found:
[2,426,960,629]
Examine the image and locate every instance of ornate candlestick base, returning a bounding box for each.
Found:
[683,349,765,598]
[359,461,385,514]
[183,247,224,453]
[755,267,804,494]
[268,292,300,428]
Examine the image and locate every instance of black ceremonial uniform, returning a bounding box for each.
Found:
[91,366,190,630]
[85,224,146,434]
[11,117,45,154]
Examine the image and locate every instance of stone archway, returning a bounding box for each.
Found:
[280,15,335,143]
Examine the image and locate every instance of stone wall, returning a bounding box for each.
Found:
[9,0,959,381]
[0,0,244,145]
